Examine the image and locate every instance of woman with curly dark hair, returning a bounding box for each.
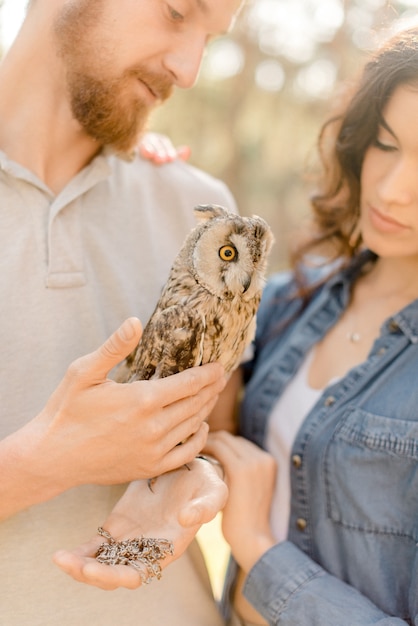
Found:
[205,25,418,626]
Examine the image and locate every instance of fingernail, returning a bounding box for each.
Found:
[120,319,136,341]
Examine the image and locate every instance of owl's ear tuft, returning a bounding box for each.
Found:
[194,204,229,224]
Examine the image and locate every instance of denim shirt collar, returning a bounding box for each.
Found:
[325,250,418,344]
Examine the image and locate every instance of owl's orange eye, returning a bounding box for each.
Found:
[219,245,237,262]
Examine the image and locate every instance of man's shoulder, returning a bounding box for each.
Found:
[109,152,237,212]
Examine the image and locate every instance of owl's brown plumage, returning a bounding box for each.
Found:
[122,204,274,382]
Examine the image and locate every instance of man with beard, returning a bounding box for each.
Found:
[0,0,242,624]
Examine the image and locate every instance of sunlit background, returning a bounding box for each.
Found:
[1,0,418,272]
[151,0,418,272]
[0,0,26,49]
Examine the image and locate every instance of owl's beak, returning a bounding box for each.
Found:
[242,275,252,293]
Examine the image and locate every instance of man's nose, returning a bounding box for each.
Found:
[163,36,207,89]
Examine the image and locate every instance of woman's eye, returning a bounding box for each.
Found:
[373,138,397,152]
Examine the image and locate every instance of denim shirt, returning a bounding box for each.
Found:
[237,252,418,626]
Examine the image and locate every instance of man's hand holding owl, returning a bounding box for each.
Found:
[0,318,225,521]
[53,457,228,590]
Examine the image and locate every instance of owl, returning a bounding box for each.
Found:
[121,204,274,383]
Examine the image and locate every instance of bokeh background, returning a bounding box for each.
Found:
[1,0,417,598]
[149,0,417,273]
[1,0,417,273]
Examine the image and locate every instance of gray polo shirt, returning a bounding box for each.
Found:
[0,148,235,625]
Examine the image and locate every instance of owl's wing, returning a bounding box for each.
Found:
[129,305,205,380]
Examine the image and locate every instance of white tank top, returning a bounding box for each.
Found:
[266,350,324,541]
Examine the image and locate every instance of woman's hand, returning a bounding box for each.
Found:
[204,431,276,573]
[139,132,191,164]
[53,457,228,590]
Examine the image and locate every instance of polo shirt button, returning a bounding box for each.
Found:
[292,454,302,468]
[296,518,307,531]
[324,395,335,407]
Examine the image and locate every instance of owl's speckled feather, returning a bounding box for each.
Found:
[121,204,274,382]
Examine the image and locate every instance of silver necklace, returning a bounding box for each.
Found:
[346,331,361,343]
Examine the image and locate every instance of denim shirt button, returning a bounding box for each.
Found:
[296,518,307,531]
[292,454,302,468]
[324,395,336,407]
[389,319,400,333]
[377,347,387,356]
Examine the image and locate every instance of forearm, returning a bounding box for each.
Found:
[0,417,71,521]
[244,542,409,626]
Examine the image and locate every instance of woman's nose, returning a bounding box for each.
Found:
[378,158,417,206]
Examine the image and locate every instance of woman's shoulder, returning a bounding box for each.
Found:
[256,258,341,337]
[263,257,338,303]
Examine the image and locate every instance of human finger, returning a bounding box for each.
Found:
[53,549,143,590]
[159,383,223,447]
[205,430,262,460]
[53,532,148,591]
[139,132,180,164]
[204,431,247,466]
[177,145,191,161]
[149,363,225,408]
[70,318,143,384]
[80,560,143,590]
[204,432,276,486]
[156,421,210,474]
[152,385,232,473]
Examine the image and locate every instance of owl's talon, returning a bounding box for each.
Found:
[147,477,157,493]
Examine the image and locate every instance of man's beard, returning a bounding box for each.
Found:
[66,67,173,153]
[54,1,173,153]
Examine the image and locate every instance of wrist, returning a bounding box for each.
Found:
[0,417,68,520]
[232,532,276,574]
[195,453,225,480]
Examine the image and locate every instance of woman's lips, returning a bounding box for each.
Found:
[369,205,409,233]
